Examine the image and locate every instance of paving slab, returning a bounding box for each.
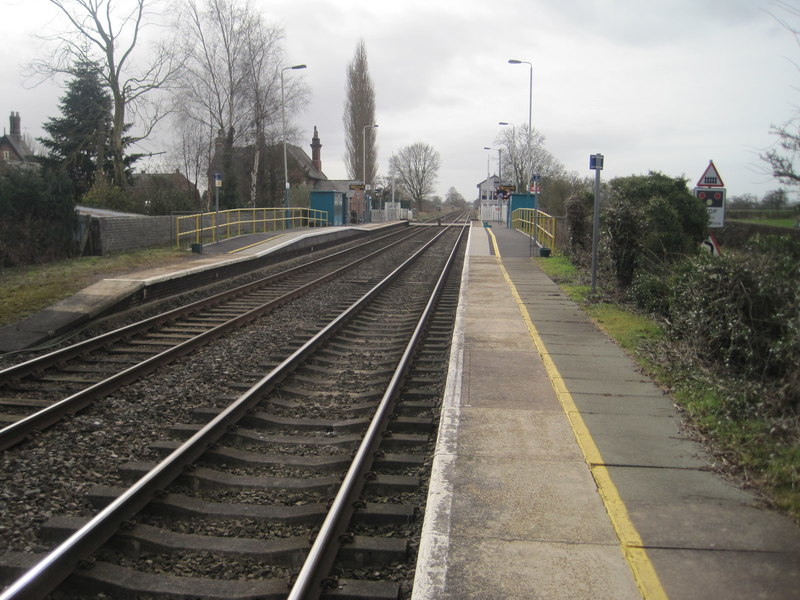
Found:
[647,548,800,600]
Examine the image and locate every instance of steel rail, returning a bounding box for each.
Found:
[0,226,420,383]
[0,221,458,600]
[288,217,469,599]
[0,227,430,451]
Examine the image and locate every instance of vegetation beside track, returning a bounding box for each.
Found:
[535,254,800,522]
[0,248,192,327]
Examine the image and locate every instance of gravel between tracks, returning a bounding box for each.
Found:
[0,247,407,556]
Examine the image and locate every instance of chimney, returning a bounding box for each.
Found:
[310,126,322,172]
[9,112,21,137]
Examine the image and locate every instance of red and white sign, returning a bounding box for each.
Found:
[696,160,725,188]
[694,160,726,228]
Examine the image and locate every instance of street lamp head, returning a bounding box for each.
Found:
[508,59,522,64]
[291,64,307,70]
[483,146,492,150]
[498,122,509,126]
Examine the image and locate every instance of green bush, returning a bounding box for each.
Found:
[668,235,800,416]
[82,178,135,213]
[629,269,672,316]
[565,194,591,263]
[603,172,708,288]
[0,165,76,267]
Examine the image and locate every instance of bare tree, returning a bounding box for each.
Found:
[174,0,307,207]
[495,124,563,192]
[344,39,377,184]
[34,0,180,189]
[445,187,467,209]
[761,2,800,187]
[389,142,441,212]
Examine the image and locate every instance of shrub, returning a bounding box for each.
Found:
[0,165,76,267]
[82,178,135,213]
[603,172,708,288]
[565,194,591,263]
[668,235,800,415]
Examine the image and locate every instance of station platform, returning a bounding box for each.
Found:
[0,222,400,353]
[413,220,800,600]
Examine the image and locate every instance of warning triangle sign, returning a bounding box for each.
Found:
[696,160,725,188]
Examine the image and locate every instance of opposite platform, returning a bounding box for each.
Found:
[413,220,800,599]
[0,223,397,352]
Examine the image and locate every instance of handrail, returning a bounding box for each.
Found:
[512,208,558,254]
[174,207,329,249]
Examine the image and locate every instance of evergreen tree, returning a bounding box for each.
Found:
[39,61,113,199]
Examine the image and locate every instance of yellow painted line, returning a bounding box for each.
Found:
[227,234,286,254]
[486,228,668,600]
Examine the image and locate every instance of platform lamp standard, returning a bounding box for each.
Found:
[281,64,307,216]
[363,124,378,222]
[508,59,533,193]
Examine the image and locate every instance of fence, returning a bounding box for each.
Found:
[370,203,413,223]
[174,207,328,249]
[511,208,559,255]
[480,202,507,224]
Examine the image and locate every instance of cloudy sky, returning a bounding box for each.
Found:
[2,0,798,202]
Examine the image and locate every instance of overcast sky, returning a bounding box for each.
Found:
[2,0,798,202]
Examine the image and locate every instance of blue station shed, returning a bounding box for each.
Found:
[310,190,348,226]
[506,192,536,227]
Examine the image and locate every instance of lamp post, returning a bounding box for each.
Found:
[508,59,533,193]
[483,146,502,201]
[281,64,307,211]
[482,147,492,197]
[362,124,378,222]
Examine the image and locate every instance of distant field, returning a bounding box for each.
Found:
[730,217,797,228]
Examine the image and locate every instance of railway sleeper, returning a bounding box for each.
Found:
[148,440,425,472]
[38,515,409,568]
[118,462,419,495]
[0,554,398,600]
[165,424,429,451]
[86,486,415,525]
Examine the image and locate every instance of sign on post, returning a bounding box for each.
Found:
[694,160,725,228]
[589,154,604,293]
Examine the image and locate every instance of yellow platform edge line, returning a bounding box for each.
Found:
[486,228,668,600]
[227,233,285,254]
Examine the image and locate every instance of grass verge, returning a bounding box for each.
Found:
[0,248,193,327]
[534,255,800,522]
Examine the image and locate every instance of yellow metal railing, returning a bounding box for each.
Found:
[174,207,328,249]
[512,208,558,255]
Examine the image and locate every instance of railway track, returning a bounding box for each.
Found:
[0,218,468,599]
[0,225,437,451]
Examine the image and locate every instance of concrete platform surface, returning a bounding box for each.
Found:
[413,220,800,600]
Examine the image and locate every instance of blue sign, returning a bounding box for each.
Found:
[590,154,604,170]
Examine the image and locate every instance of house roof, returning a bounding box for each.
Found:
[286,143,326,181]
[1,133,32,162]
[313,179,352,194]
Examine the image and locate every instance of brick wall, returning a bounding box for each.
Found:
[91,215,173,255]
